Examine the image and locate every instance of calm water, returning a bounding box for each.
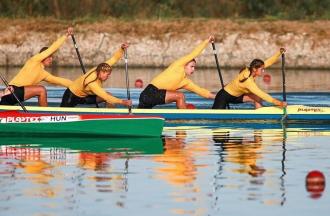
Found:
[0,67,329,215]
[0,124,329,216]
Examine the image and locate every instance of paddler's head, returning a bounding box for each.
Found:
[184,59,197,76]
[249,59,265,77]
[40,47,53,67]
[96,63,112,81]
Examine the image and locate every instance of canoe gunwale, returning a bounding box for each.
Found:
[0,105,329,122]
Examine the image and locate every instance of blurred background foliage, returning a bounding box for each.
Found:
[0,0,329,20]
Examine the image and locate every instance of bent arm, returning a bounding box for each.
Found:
[32,35,67,62]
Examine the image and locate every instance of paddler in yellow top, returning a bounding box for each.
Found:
[212,48,288,109]
[60,43,132,108]
[0,27,74,107]
[138,36,216,109]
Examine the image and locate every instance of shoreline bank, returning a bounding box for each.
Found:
[0,18,329,69]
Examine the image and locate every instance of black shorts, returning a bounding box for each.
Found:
[212,89,243,109]
[0,86,25,105]
[60,88,97,107]
[138,84,166,108]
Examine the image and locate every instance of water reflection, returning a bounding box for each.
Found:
[156,131,198,185]
[158,126,289,214]
[211,128,277,207]
[0,136,163,154]
[280,126,287,206]
[213,129,266,177]
[162,124,330,211]
[0,136,163,196]
[0,125,330,215]
[155,129,210,215]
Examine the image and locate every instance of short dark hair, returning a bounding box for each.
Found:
[39,47,48,53]
[96,63,112,73]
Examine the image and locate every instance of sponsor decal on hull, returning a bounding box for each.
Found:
[0,115,80,123]
[297,107,323,113]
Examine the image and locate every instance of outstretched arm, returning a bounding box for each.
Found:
[44,73,73,88]
[82,43,129,74]
[264,48,286,68]
[105,42,129,66]
[246,79,286,107]
[89,82,131,107]
[33,27,73,62]
[174,36,215,67]
[183,79,215,99]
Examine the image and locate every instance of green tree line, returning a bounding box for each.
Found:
[0,0,329,20]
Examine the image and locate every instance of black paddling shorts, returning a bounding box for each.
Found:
[0,86,25,105]
[138,84,166,108]
[212,88,243,109]
[60,88,97,107]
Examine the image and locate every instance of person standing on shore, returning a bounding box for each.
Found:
[0,27,74,107]
[60,43,132,108]
[212,48,287,109]
[138,36,216,109]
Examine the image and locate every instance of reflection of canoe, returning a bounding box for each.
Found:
[0,105,329,122]
[0,110,164,137]
[0,136,164,154]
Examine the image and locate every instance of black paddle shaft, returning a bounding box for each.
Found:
[71,35,86,74]
[281,53,286,102]
[211,42,225,88]
[0,74,28,112]
[212,42,230,109]
[124,49,132,114]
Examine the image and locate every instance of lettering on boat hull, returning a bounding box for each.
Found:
[0,115,80,123]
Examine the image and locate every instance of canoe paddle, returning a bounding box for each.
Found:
[0,73,28,112]
[211,42,229,109]
[124,48,132,114]
[281,53,287,122]
[71,34,99,108]
[71,34,86,74]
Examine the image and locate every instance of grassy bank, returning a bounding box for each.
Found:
[1,0,330,20]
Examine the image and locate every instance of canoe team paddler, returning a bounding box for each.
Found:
[138,36,216,109]
[0,28,287,110]
[60,43,132,108]
[212,48,287,109]
[0,27,74,107]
